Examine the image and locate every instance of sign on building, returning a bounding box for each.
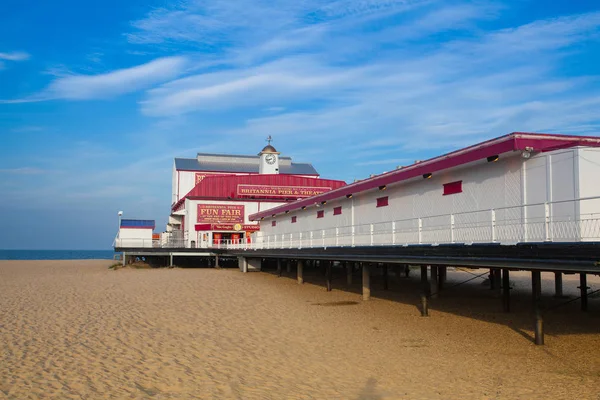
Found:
[237,184,331,198]
[197,204,245,224]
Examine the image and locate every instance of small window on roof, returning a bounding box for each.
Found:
[291,216,297,223]
[443,181,462,196]
[317,210,324,218]
[333,206,342,215]
[272,221,276,227]
[376,196,388,208]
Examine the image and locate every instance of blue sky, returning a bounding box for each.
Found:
[1,0,600,250]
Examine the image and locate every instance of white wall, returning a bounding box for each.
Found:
[577,148,600,240]
[259,147,600,245]
[118,228,153,247]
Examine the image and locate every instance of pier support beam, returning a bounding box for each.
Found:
[122,252,127,267]
[532,271,544,345]
[238,257,248,273]
[214,255,220,269]
[405,265,410,278]
[297,260,304,284]
[554,272,563,298]
[346,262,353,285]
[383,264,389,290]
[287,260,292,274]
[580,273,588,311]
[362,264,371,301]
[170,253,174,267]
[438,266,447,291]
[430,265,438,299]
[502,269,510,312]
[421,266,429,317]
[326,261,332,292]
[277,259,282,277]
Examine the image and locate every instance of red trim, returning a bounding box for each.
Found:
[195,223,260,231]
[172,174,345,211]
[317,210,324,218]
[333,206,342,215]
[250,132,600,220]
[443,181,462,195]
[376,197,388,208]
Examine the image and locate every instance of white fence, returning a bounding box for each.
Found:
[113,197,600,250]
[225,197,600,250]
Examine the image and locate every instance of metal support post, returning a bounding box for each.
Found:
[420,266,429,317]
[326,261,332,292]
[277,259,282,277]
[502,269,510,312]
[532,270,544,345]
[554,272,563,298]
[430,265,438,299]
[580,273,588,311]
[346,262,353,285]
[362,264,370,301]
[297,260,304,284]
[383,264,388,290]
[438,266,447,291]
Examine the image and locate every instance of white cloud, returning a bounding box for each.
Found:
[0,51,30,61]
[0,167,45,175]
[2,56,189,103]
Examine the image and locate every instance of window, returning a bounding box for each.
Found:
[272,221,277,227]
[333,206,342,215]
[443,180,463,195]
[291,216,297,223]
[376,196,388,208]
[317,210,324,218]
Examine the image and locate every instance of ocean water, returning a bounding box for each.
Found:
[0,250,117,260]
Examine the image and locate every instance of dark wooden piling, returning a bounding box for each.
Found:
[532,271,544,345]
[297,260,304,284]
[502,269,510,312]
[421,266,429,317]
[383,264,388,290]
[326,261,332,292]
[554,272,563,298]
[362,263,371,301]
[580,273,588,311]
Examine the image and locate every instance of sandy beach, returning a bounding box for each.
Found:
[1,260,599,399]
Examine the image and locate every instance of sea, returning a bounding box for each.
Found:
[0,250,117,260]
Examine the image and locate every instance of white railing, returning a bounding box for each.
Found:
[224,197,600,250]
[114,238,253,249]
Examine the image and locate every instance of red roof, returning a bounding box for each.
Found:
[172,174,346,211]
[250,132,600,220]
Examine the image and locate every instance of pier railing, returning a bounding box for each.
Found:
[224,196,600,250]
[114,197,600,251]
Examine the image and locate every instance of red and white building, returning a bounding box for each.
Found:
[166,141,346,248]
[247,133,600,248]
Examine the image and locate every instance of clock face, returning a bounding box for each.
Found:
[265,154,276,165]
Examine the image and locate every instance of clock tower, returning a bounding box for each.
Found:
[258,136,280,174]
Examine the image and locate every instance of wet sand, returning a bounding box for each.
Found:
[1,260,599,399]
